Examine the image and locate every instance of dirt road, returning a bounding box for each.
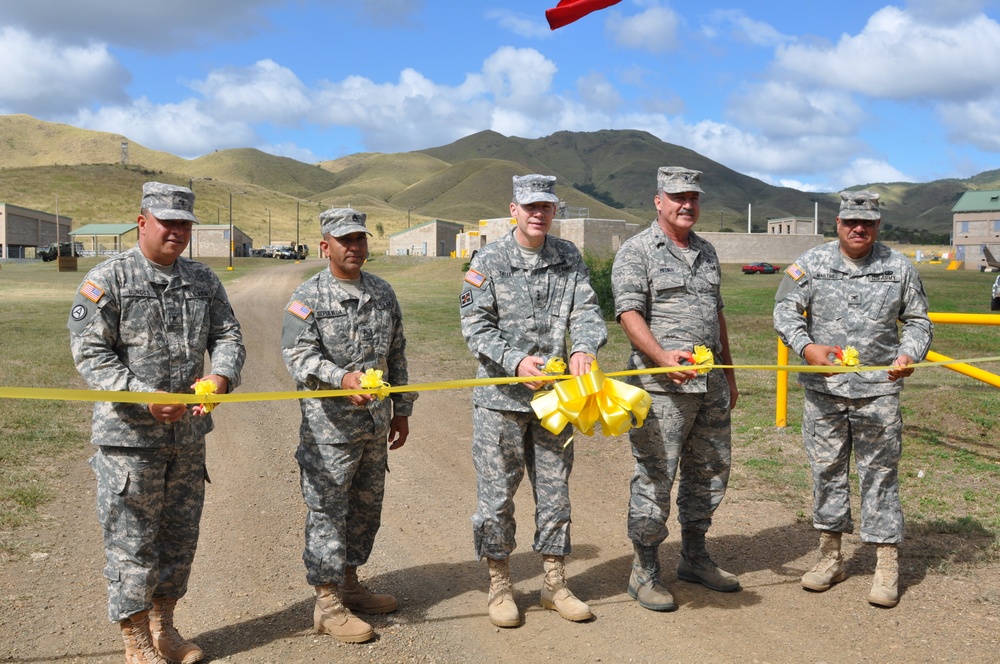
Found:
[2,262,998,663]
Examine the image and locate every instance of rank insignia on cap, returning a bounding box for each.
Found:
[464,269,486,288]
[785,264,805,281]
[80,281,104,303]
[287,300,313,320]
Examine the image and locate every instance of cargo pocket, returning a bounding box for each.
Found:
[94,457,131,536]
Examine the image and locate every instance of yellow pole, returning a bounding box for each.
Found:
[928,312,1000,326]
[925,350,1000,388]
[775,339,789,427]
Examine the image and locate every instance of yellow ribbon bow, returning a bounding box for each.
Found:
[834,345,860,366]
[193,379,219,413]
[691,345,715,374]
[360,368,392,400]
[541,357,567,375]
[531,361,652,438]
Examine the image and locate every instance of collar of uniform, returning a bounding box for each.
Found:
[321,266,369,304]
[502,230,565,269]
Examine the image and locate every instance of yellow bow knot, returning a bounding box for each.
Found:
[691,345,715,374]
[360,368,391,400]
[531,361,652,438]
[834,345,860,366]
[193,379,219,413]
[541,356,567,375]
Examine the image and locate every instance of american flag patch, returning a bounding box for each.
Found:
[464,269,486,288]
[785,263,805,281]
[287,300,313,320]
[80,281,104,303]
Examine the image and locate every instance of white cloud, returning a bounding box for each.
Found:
[836,158,912,187]
[74,98,256,159]
[939,97,1000,151]
[906,0,989,23]
[577,73,623,114]
[193,59,311,125]
[257,141,321,163]
[702,9,794,47]
[607,5,680,54]
[0,27,130,115]
[727,81,865,138]
[486,9,551,38]
[775,7,1000,101]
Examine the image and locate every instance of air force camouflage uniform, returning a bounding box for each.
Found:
[69,237,245,621]
[282,252,415,587]
[612,222,732,546]
[459,201,606,561]
[773,238,932,543]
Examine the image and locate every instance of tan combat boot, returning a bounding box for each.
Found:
[341,566,398,614]
[486,557,521,627]
[802,531,847,591]
[540,555,592,622]
[867,544,899,608]
[677,532,741,592]
[314,583,374,643]
[628,543,677,612]
[149,597,203,664]
[120,611,168,664]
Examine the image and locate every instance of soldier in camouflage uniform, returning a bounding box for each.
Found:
[774,191,932,608]
[460,174,607,628]
[282,207,416,644]
[69,182,245,664]
[611,167,740,613]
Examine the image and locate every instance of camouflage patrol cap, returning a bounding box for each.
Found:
[513,174,559,205]
[142,182,198,223]
[657,167,704,194]
[838,190,881,221]
[320,207,371,238]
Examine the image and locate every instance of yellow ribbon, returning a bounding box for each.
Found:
[359,368,391,400]
[691,345,715,374]
[834,345,860,366]
[192,379,219,413]
[531,361,652,437]
[541,357,567,375]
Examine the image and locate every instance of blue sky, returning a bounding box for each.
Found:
[2,0,999,192]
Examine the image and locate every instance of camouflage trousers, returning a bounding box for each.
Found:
[297,428,388,587]
[802,389,904,543]
[89,441,207,622]
[471,405,574,561]
[628,379,731,547]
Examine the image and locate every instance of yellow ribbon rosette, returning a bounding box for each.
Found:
[834,345,860,367]
[541,357,567,375]
[193,379,219,413]
[360,368,392,400]
[691,345,715,374]
[531,361,652,438]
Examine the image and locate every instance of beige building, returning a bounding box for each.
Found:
[0,202,72,259]
[768,216,816,235]
[188,224,254,258]
[456,216,643,258]
[950,191,1000,271]
[389,220,467,257]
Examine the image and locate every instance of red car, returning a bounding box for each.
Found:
[741,262,780,274]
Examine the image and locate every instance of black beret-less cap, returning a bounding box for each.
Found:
[657,167,704,194]
[142,182,198,224]
[838,190,881,221]
[513,174,559,205]
[320,207,372,238]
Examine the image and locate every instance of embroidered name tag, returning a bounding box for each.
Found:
[868,273,899,282]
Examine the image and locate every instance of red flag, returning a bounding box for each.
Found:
[546,0,622,30]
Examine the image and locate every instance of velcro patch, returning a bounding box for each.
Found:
[464,269,486,288]
[785,263,805,281]
[80,281,104,303]
[460,290,473,308]
[287,300,313,320]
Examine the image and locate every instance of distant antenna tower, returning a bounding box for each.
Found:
[120,139,129,166]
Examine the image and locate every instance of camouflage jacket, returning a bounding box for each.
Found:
[460,231,607,412]
[773,241,933,397]
[282,268,415,442]
[612,222,725,394]
[68,247,246,447]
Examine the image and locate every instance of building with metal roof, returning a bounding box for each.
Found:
[951,190,1000,271]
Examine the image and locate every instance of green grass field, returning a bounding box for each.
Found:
[2,255,998,565]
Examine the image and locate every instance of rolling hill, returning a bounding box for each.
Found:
[1,114,993,247]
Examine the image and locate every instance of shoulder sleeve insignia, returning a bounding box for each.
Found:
[80,281,104,303]
[460,290,473,308]
[287,300,313,320]
[785,263,805,281]
[464,269,486,288]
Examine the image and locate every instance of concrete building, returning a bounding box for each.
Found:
[389,219,467,257]
[768,216,816,235]
[951,191,1000,271]
[0,202,72,259]
[188,224,254,258]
